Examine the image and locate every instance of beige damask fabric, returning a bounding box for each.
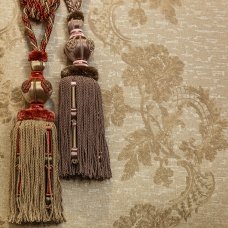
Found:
[0,0,228,227]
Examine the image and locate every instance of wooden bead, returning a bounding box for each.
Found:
[64,37,95,62]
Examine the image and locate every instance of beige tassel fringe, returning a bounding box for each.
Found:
[9,120,64,224]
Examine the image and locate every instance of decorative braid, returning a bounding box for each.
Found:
[21,7,38,50]
[20,0,60,51]
[40,12,55,50]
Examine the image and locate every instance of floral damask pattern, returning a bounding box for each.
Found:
[102,85,134,127]
[0,218,5,227]
[153,165,174,187]
[89,0,182,53]
[108,44,227,183]
[88,0,131,53]
[0,3,24,221]
[0,1,24,124]
[0,1,23,50]
[128,3,147,27]
[116,44,184,181]
[113,203,180,227]
[114,161,215,227]
[129,0,181,26]
[88,1,228,227]
[0,0,227,227]
[0,80,23,124]
[122,45,184,102]
[108,44,227,227]
[148,0,181,24]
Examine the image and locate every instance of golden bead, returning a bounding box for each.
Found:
[22,79,52,104]
[31,60,45,71]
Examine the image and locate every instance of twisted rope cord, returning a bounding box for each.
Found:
[64,0,82,12]
[20,0,60,51]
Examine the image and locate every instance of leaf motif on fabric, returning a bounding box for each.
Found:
[102,85,131,127]
[149,0,182,24]
[114,43,227,227]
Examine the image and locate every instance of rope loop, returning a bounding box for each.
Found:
[20,0,60,52]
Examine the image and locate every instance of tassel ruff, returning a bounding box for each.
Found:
[9,120,64,224]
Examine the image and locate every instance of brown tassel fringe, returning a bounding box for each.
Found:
[9,120,65,224]
[58,76,112,180]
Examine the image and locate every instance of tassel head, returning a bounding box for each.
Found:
[10,61,63,224]
[64,17,94,63]
[21,71,52,105]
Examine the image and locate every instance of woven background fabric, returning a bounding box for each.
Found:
[0,0,228,227]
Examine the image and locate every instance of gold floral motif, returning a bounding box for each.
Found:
[118,129,152,180]
[117,44,227,180]
[0,218,5,226]
[0,80,23,124]
[173,86,228,164]
[0,54,24,124]
[102,85,134,127]
[153,165,174,187]
[128,0,181,27]
[122,45,184,102]
[0,1,23,51]
[111,44,227,227]
[88,0,131,53]
[114,203,179,228]
[114,161,215,227]
[88,0,182,52]
[0,1,24,124]
[118,44,185,181]
[148,0,181,24]
[128,5,147,27]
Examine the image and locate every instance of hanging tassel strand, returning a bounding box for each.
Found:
[10,121,63,224]
[9,0,64,224]
[58,1,112,180]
